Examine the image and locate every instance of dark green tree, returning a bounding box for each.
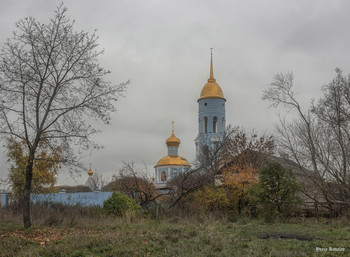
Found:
[103,192,141,216]
[252,162,301,217]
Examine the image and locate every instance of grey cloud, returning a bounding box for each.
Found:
[1,0,350,186]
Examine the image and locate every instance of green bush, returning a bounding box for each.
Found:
[250,162,301,218]
[103,192,141,216]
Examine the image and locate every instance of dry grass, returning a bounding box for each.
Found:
[0,204,349,256]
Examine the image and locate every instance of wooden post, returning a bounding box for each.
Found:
[156,204,159,220]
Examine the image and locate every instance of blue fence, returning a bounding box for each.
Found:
[1,193,9,207]
[30,191,113,207]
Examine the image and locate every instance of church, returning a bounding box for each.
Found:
[154,50,226,187]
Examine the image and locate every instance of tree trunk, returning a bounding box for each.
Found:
[238,196,242,216]
[23,158,33,228]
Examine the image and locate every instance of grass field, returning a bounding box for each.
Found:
[0,213,349,257]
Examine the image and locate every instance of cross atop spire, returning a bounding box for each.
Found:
[172,120,174,134]
[208,48,216,82]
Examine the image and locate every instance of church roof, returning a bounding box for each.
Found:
[198,49,225,101]
[155,155,190,167]
[85,176,97,190]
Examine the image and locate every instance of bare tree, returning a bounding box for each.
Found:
[85,171,107,191]
[104,162,163,208]
[263,69,350,213]
[90,172,107,190]
[167,125,237,207]
[220,128,274,170]
[0,5,128,227]
[0,178,11,193]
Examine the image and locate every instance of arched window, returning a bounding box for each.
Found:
[204,117,208,133]
[161,171,167,182]
[213,116,217,133]
[222,118,225,132]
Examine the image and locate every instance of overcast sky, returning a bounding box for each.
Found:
[1,0,350,186]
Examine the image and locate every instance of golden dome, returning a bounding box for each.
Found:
[199,81,225,101]
[166,121,180,146]
[166,133,180,146]
[88,163,93,176]
[155,155,190,167]
[198,49,225,101]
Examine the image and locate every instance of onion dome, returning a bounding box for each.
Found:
[198,49,225,101]
[88,163,93,176]
[166,121,180,146]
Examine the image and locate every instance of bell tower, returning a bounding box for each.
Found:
[195,49,226,162]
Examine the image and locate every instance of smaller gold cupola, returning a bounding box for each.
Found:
[198,48,225,101]
[154,121,190,187]
[166,121,180,147]
[155,121,190,168]
[88,163,93,176]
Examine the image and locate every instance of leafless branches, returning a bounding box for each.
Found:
[166,126,237,207]
[87,172,106,190]
[263,69,350,213]
[0,4,129,227]
[105,162,163,208]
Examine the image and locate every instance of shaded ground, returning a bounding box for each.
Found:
[259,233,315,241]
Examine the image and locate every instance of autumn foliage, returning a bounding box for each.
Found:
[216,129,274,215]
[194,186,230,212]
[7,139,62,198]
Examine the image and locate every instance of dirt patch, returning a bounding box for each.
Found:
[259,233,315,241]
[0,227,104,245]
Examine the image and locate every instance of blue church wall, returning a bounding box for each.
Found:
[168,146,178,156]
[198,98,225,135]
[196,97,226,159]
[155,166,187,184]
[171,167,182,176]
[30,191,113,207]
